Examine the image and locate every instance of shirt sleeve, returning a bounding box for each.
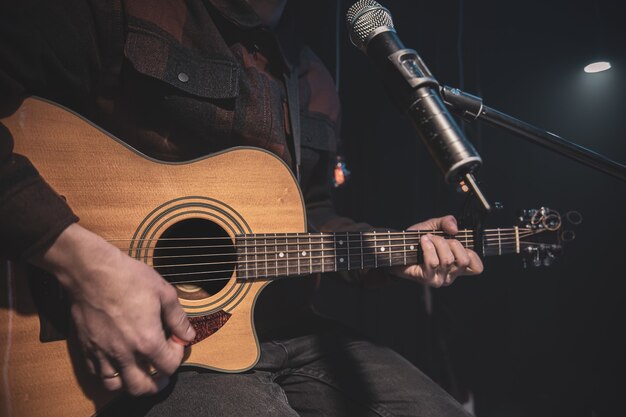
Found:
[0,0,100,260]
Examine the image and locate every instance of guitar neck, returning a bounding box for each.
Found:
[235,228,522,280]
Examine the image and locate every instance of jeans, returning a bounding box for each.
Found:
[109,319,471,417]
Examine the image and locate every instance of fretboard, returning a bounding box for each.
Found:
[235,230,482,280]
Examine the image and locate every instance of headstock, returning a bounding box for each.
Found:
[515,207,582,268]
[480,207,581,267]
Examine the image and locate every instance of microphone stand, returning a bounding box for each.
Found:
[440,86,626,183]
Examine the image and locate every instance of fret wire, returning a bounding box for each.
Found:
[309,235,313,275]
[264,236,268,278]
[244,236,249,281]
[321,233,325,274]
[255,235,259,278]
[360,233,364,270]
[346,231,351,271]
[333,233,337,272]
[284,233,289,277]
[374,231,378,269]
[388,230,392,266]
[404,232,408,266]
[273,233,278,278]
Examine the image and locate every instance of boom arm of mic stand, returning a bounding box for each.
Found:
[441,86,626,183]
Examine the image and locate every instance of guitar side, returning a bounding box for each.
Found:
[0,98,306,417]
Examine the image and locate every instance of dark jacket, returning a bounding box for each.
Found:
[0,0,387,331]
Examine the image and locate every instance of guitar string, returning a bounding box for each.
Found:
[152,241,526,273]
[113,234,530,259]
[103,229,514,242]
[168,246,474,268]
[115,233,533,264]
[156,241,537,284]
[109,231,478,249]
[103,228,535,245]
[130,237,476,261]
[115,234,474,252]
[138,243,478,270]
[149,239,528,276]
[111,231,535,253]
[120,236,476,252]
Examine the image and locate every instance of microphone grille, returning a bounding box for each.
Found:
[346,0,395,51]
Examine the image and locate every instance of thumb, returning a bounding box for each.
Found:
[438,215,458,235]
[408,215,458,235]
[160,285,196,343]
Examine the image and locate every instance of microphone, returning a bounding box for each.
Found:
[346,0,482,183]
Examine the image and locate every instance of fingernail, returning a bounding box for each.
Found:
[186,324,196,339]
[171,334,189,346]
[421,234,432,244]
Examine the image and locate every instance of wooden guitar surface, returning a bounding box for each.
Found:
[0,98,306,417]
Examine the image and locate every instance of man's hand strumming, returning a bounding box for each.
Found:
[35,223,196,395]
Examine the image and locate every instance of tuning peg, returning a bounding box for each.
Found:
[543,252,556,267]
[566,211,583,225]
[532,252,542,267]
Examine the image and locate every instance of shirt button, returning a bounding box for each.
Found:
[178,72,189,83]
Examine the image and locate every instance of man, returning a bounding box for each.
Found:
[0,0,482,415]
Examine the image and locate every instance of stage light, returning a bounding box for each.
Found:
[584,61,611,73]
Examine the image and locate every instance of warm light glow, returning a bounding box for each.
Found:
[584,61,612,73]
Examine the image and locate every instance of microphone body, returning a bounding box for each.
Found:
[347,1,481,183]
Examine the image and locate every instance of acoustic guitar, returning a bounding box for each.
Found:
[0,98,574,416]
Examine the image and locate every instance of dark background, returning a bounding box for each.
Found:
[294,1,626,416]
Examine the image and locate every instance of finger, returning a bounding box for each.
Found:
[160,282,196,343]
[420,235,441,287]
[119,362,160,396]
[430,235,455,275]
[449,240,471,275]
[138,359,173,392]
[439,215,458,235]
[94,351,123,391]
[439,240,467,286]
[466,250,484,275]
[430,235,456,287]
[407,215,458,235]
[149,338,184,377]
[84,351,97,375]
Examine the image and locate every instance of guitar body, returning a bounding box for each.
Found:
[0,98,306,416]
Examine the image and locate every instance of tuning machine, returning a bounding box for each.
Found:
[516,207,581,268]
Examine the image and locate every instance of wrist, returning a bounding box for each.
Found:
[33,223,113,286]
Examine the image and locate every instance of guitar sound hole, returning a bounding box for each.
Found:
[153,219,236,296]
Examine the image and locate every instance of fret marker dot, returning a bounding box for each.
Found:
[279,252,285,258]
[410,245,415,250]
[340,258,344,263]
[380,247,386,252]
[339,240,344,245]
[302,251,307,256]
